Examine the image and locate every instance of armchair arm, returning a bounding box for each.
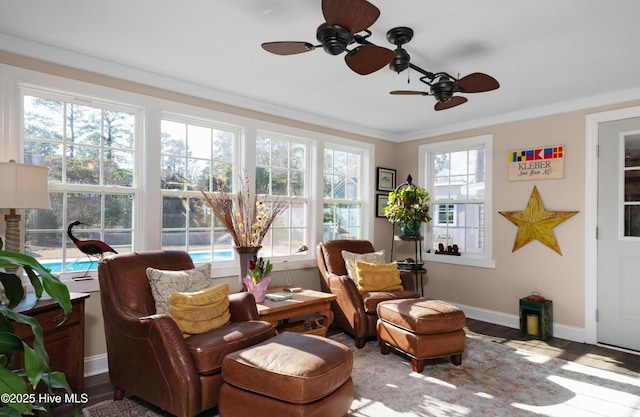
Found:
[228,292,260,322]
[103,310,202,415]
[327,274,367,335]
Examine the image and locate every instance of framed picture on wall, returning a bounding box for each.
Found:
[376,194,389,218]
[377,167,396,192]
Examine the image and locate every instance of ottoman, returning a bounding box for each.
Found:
[377,298,466,373]
[219,332,353,417]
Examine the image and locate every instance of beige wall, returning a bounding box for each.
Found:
[394,102,640,329]
[3,51,640,361]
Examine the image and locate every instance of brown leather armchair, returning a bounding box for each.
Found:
[316,240,420,348]
[98,250,275,417]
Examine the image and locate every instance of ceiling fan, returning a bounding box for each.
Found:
[386,27,500,111]
[261,0,394,75]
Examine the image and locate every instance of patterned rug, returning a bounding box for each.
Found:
[82,333,640,417]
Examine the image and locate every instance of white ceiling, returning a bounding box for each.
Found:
[2,0,640,142]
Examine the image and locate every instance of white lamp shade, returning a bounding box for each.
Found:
[0,162,51,209]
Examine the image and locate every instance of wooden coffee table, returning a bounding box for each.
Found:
[256,287,337,330]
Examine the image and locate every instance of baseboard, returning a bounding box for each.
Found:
[84,353,109,377]
[451,302,587,343]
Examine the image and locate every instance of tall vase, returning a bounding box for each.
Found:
[234,246,262,291]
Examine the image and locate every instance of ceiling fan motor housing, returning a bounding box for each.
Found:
[316,23,354,55]
[431,76,455,102]
[386,26,413,73]
[389,47,410,73]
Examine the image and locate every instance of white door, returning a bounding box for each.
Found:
[597,117,640,351]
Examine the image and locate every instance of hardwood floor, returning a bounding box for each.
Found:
[52,318,640,416]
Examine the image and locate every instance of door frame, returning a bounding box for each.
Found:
[585,105,640,344]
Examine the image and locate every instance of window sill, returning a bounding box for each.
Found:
[423,253,495,269]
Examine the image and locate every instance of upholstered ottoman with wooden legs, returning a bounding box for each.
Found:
[377,298,466,373]
[219,332,353,417]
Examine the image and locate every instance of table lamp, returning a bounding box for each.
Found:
[284,244,309,292]
[0,160,51,254]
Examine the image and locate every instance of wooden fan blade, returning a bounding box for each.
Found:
[456,72,500,93]
[434,96,468,111]
[262,41,316,55]
[390,90,429,96]
[345,45,394,75]
[322,0,380,33]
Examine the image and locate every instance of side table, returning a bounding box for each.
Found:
[256,287,336,335]
[12,292,90,393]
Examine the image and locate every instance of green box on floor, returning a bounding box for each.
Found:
[519,298,553,340]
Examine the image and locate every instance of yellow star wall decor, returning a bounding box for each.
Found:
[499,186,578,255]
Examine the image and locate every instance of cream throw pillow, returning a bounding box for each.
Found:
[169,283,231,336]
[341,250,385,281]
[355,260,403,293]
[146,263,211,314]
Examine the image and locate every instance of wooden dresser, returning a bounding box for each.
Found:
[12,292,90,393]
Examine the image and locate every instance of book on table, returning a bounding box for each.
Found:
[264,292,293,301]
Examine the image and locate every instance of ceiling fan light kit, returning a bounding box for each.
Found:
[261,0,500,111]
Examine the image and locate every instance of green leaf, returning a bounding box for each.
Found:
[42,371,71,392]
[40,275,71,318]
[0,406,25,417]
[22,342,46,389]
[0,272,24,309]
[0,366,31,415]
[0,331,23,354]
[24,267,43,299]
[0,314,15,334]
[0,308,48,365]
[0,249,72,317]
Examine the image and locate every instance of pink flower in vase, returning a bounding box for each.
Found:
[243,255,273,302]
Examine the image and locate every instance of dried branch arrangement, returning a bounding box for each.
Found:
[199,170,289,247]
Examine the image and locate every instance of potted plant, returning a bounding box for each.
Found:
[0,238,74,416]
[242,256,273,303]
[384,181,432,237]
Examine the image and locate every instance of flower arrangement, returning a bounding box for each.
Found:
[248,256,273,284]
[242,255,273,302]
[199,170,289,247]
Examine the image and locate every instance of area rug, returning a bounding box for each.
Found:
[82,333,640,417]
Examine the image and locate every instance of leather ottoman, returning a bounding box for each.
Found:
[377,298,466,373]
[219,332,353,417]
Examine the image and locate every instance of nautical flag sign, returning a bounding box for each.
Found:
[507,145,565,181]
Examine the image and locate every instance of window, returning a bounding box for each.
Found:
[8,66,374,284]
[159,116,239,262]
[323,145,366,240]
[420,135,494,268]
[23,90,137,275]
[255,131,308,257]
[436,204,456,225]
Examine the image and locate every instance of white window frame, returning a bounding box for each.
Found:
[159,112,242,259]
[322,140,375,242]
[20,85,143,280]
[419,135,495,268]
[1,63,376,289]
[255,129,312,258]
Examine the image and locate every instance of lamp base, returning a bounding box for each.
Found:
[4,210,21,253]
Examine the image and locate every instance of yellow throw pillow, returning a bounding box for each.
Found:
[355,261,403,293]
[168,283,231,336]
